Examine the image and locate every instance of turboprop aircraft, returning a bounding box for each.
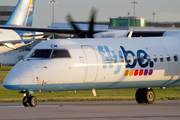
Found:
[2,0,180,108]
[0,0,43,54]
[3,32,180,107]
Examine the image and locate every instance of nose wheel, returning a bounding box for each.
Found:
[22,92,37,107]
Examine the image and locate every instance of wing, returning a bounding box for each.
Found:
[0,25,107,35]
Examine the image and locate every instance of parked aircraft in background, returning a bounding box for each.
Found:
[1,0,180,40]
[0,6,170,39]
[0,0,43,54]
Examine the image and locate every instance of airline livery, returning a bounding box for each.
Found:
[3,36,180,107]
[1,0,180,107]
[0,0,43,54]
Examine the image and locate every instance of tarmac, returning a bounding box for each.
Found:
[0,100,180,120]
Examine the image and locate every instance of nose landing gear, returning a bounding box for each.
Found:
[21,91,37,107]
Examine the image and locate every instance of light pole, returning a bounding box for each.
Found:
[67,14,71,23]
[128,12,130,28]
[152,12,156,23]
[49,0,57,23]
[67,14,71,37]
[131,1,138,30]
[49,0,57,39]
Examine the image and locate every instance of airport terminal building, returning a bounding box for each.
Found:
[110,16,146,27]
[0,6,15,25]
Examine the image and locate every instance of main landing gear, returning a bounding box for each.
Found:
[20,91,37,107]
[135,88,155,104]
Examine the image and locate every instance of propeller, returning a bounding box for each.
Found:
[68,15,86,38]
[67,9,97,38]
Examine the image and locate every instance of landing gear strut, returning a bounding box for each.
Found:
[22,92,37,107]
[135,88,155,104]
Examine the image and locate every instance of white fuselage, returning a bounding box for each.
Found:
[3,37,180,91]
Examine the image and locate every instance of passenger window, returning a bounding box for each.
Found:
[127,56,131,63]
[140,55,144,63]
[160,55,163,62]
[133,56,137,63]
[167,55,171,62]
[112,56,116,63]
[174,55,178,62]
[30,49,52,58]
[105,56,109,63]
[153,55,157,62]
[147,55,151,62]
[51,50,71,58]
[120,56,124,63]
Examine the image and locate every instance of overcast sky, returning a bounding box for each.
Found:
[1,0,180,27]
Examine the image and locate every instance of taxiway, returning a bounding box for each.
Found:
[0,100,180,120]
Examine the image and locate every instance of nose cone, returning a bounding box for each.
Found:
[3,72,20,90]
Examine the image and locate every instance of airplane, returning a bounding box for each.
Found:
[2,0,180,108]
[0,0,43,54]
[3,32,180,107]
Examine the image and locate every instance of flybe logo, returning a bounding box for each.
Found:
[97,46,154,76]
[98,46,122,74]
[120,46,154,68]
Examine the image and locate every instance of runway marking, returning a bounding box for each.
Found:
[0,104,88,108]
[0,104,117,108]
[0,105,59,108]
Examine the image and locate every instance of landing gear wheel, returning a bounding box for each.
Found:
[23,96,30,107]
[21,92,38,107]
[135,88,145,103]
[144,89,155,103]
[29,96,37,107]
[135,88,155,104]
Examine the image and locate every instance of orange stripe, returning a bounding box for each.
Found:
[129,70,134,76]
[124,70,129,76]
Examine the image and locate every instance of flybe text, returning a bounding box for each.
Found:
[97,46,154,75]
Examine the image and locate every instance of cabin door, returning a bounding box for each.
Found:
[82,45,98,82]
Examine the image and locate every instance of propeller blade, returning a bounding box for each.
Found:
[87,9,97,38]
[66,8,98,38]
[67,14,86,38]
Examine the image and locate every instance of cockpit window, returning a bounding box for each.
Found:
[51,50,71,58]
[29,49,52,58]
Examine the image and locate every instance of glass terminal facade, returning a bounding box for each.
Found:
[110,16,146,27]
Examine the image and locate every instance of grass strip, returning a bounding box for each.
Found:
[0,87,180,102]
[0,71,9,83]
[0,66,13,71]
[0,66,12,83]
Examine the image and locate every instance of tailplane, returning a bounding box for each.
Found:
[4,0,36,26]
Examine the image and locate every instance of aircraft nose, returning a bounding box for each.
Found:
[3,72,20,90]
